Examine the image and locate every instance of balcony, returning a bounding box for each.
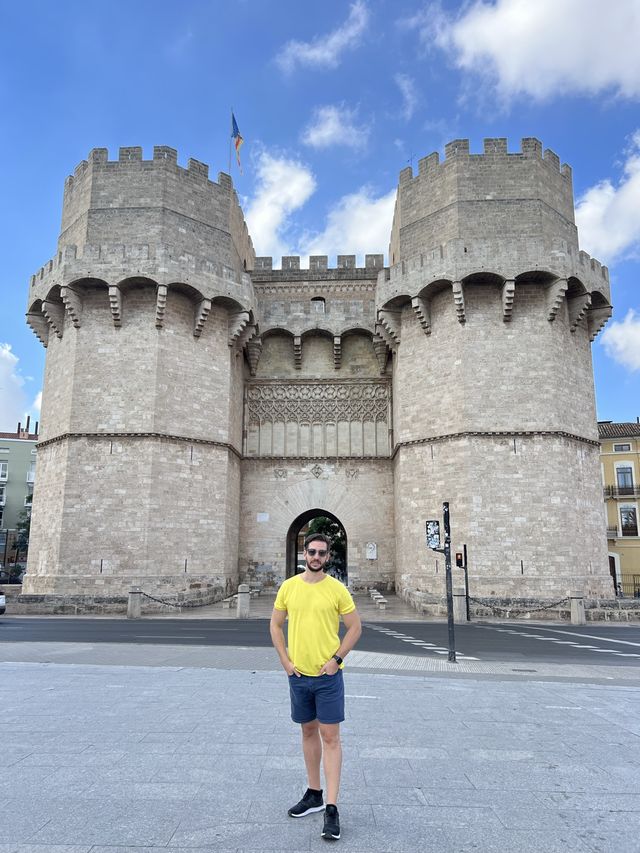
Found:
[603,485,640,499]
[606,526,618,538]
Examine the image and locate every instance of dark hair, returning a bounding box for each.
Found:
[303,532,331,550]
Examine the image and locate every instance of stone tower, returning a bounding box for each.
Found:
[380,138,612,598]
[24,138,613,604]
[24,147,257,596]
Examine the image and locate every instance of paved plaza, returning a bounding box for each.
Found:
[2,631,640,853]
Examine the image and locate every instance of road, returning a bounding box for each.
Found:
[2,616,639,667]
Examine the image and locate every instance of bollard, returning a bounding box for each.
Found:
[453,586,466,623]
[237,583,250,618]
[127,589,142,619]
[570,591,586,625]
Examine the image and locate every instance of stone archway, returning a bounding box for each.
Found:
[286,509,348,582]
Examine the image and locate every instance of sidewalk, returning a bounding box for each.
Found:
[2,639,639,852]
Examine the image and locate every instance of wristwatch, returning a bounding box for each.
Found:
[332,654,343,665]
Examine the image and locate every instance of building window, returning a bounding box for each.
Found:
[311,297,326,313]
[616,465,634,495]
[614,443,631,452]
[0,462,7,481]
[620,505,638,537]
[0,485,5,506]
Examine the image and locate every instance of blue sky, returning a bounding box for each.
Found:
[1,0,639,431]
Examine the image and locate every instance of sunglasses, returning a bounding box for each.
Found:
[306,548,328,557]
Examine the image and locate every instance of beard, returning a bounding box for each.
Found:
[306,560,325,573]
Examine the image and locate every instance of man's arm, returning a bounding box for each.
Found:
[269,607,300,676]
[318,609,362,675]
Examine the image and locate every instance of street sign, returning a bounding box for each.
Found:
[426,520,441,550]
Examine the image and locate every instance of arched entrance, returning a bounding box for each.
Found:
[286,509,348,583]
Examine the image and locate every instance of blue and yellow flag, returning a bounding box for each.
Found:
[231,113,243,174]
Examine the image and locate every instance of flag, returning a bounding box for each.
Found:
[231,113,243,173]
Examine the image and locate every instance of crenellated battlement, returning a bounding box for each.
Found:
[390,137,578,268]
[253,254,384,272]
[398,137,573,184]
[60,147,254,278]
[63,146,233,194]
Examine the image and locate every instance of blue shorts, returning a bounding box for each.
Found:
[288,670,345,724]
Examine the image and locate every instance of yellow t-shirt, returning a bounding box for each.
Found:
[274,574,356,676]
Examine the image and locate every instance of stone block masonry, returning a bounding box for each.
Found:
[24,139,613,607]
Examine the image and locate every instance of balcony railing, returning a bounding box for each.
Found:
[606,526,618,538]
[603,485,640,499]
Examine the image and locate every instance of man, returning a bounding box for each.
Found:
[270,532,362,842]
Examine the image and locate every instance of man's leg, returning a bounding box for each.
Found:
[301,719,322,790]
[319,722,342,805]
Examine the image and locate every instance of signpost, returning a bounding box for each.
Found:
[426,502,457,662]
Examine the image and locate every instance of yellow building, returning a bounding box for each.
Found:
[599,421,640,597]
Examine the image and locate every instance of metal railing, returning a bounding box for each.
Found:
[619,574,640,598]
[604,485,640,499]
[606,526,618,538]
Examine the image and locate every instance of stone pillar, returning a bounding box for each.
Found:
[127,589,142,619]
[453,586,466,623]
[570,591,586,625]
[237,583,250,618]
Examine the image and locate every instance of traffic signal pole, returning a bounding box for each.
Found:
[442,502,457,662]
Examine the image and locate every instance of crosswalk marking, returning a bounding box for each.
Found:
[364,623,480,660]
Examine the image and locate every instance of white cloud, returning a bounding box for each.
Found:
[301,186,396,263]
[395,73,418,120]
[301,104,369,150]
[0,343,40,432]
[409,0,640,100]
[575,132,640,263]
[244,151,316,260]
[276,1,368,73]
[601,310,640,372]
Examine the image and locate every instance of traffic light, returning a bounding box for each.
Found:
[455,552,464,568]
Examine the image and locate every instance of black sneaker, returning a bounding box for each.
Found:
[288,787,324,817]
[322,804,340,840]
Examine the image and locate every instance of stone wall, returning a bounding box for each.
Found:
[239,458,395,590]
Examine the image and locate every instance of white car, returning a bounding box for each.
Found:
[0,592,5,616]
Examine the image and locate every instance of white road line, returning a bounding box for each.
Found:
[133,635,207,639]
[518,626,640,648]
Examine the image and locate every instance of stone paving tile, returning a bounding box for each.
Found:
[536,791,640,811]
[27,812,180,847]
[168,820,313,849]
[445,825,594,852]
[0,847,93,853]
[463,761,616,793]
[16,750,127,768]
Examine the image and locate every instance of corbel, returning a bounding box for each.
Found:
[193,298,211,338]
[452,281,466,324]
[41,300,64,339]
[60,285,83,328]
[333,336,341,369]
[411,296,431,335]
[502,279,515,322]
[546,278,568,321]
[108,286,122,327]
[155,285,168,329]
